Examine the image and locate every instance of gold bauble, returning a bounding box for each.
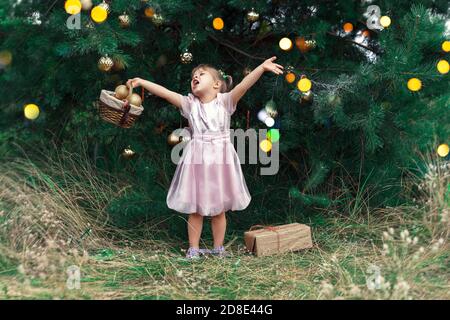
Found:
[24,104,40,120]
[180,51,193,64]
[297,77,312,92]
[122,146,135,159]
[300,90,313,105]
[118,13,131,28]
[65,0,82,15]
[246,9,259,22]
[437,143,449,157]
[80,0,92,11]
[265,100,278,118]
[437,59,449,74]
[379,16,391,28]
[167,132,182,146]
[295,37,309,53]
[98,55,114,72]
[212,17,224,30]
[99,0,110,13]
[151,13,164,26]
[407,78,422,91]
[128,93,142,106]
[279,37,293,51]
[91,5,107,23]
[285,72,295,83]
[115,85,129,100]
[305,39,316,50]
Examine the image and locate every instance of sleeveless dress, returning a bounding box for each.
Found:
[166,91,251,217]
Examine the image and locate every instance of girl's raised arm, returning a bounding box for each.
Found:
[126,78,182,109]
[230,56,284,106]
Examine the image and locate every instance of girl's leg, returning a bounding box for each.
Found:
[211,211,226,248]
[187,213,204,249]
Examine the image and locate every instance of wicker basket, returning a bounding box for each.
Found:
[98,85,144,128]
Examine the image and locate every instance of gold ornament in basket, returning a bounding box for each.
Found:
[98,84,145,128]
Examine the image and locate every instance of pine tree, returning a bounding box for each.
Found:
[0,0,449,224]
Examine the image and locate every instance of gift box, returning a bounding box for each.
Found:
[244,223,313,257]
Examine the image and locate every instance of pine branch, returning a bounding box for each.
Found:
[207,33,266,61]
[326,31,381,54]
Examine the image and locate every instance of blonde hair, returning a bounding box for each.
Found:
[191,64,233,93]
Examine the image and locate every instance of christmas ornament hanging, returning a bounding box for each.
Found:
[122,146,136,159]
[144,7,155,18]
[118,13,131,28]
[297,76,312,92]
[437,144,450,158]
[246,8,259,22]
[98,55,114,72]
[80,0,92,11]
[180,51,193,64]
[24,104,40,120]
[379,16,391,28]
[151,13,164,26]
[437,60,449,74]
[212,17,224,30]
[300,90,313,105]
[305,39,316,50]
[285,72,296,83]
[442,41,450,52]
[91,4,108,23]
[99,1,110,13]
[407,78,422,91]
[264,116,275,127]
[343,22,353,33]
[65,0,82,15]
[265,100,278,118]
[260,139,272,152]
[0,50,12,68]
[167,131,184,146]
[362,29,371,38]
[295,37,312,53]
[267,128,280,143]
[279,37,293,51]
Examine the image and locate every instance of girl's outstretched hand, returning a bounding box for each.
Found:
[126,77,143,88]
[261,56,284,75]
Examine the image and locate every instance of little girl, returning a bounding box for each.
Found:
[127,56,284,259]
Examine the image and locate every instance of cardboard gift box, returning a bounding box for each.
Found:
[244,223,313,257]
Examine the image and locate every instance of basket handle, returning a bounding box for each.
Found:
[126,83,145,103]
[126,83,134,100]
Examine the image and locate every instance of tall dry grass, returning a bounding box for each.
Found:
[0,141,448,299]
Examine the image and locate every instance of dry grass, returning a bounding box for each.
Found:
[0,145,448,300]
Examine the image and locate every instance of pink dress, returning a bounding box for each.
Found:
[166,91,251,217]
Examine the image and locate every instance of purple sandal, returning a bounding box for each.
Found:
[211,246,230,258]
[185,247,210,259]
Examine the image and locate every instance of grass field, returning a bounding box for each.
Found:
[0,146,448,300]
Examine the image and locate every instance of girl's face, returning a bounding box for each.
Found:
[191,68,220,95]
